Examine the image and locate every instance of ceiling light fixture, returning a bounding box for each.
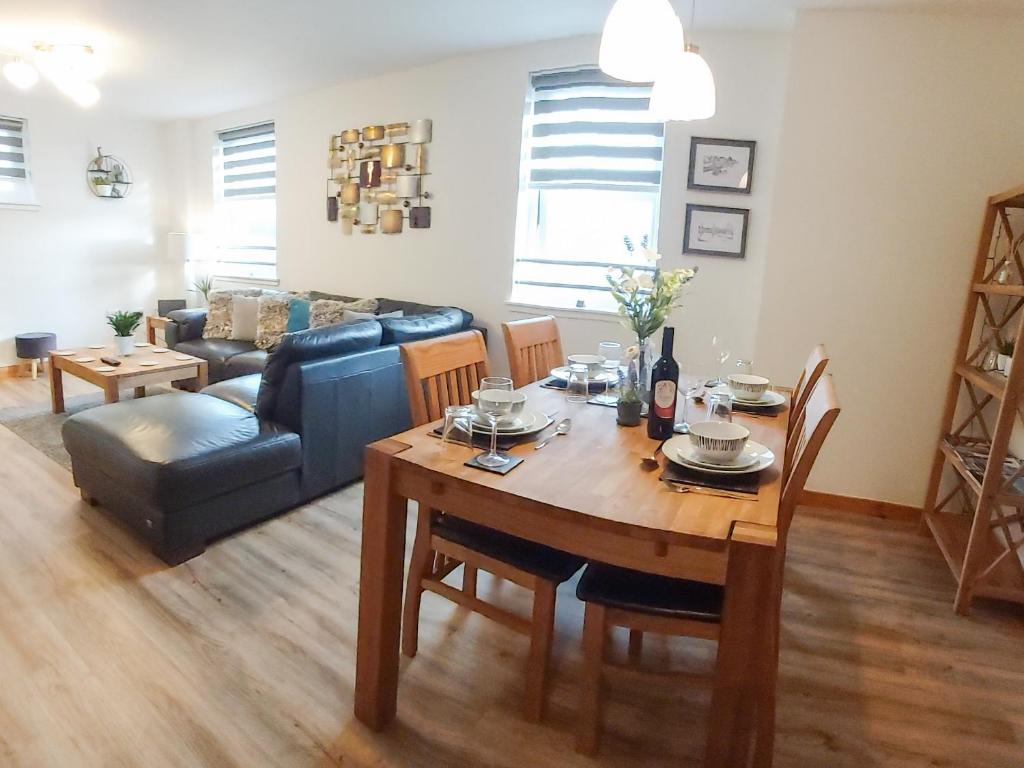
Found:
[599,0,684,83]
[1,42,102,108]
[3,58,39,90]
[649,0,716,121]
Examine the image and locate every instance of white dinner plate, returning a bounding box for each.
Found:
[151,347,170,353]
[53,350,76,356]
[468,410,552,437]
[665,435,775,475]
[709,386,786,409]
[95,366,117,373]
[473,410,538,433]
[549,365,617,384]
[137,360,158,367]
[134,342,151,347]
[174,355,193,361]
[73,357,96,363]
[88,345,106,349]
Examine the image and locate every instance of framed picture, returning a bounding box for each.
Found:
[683,204,749,259]
[688,137,756,194]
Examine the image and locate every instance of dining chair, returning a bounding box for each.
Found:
[399,330,585,722]
[502,315,565,389]
[573,375,841,758]
[788,343,829,433]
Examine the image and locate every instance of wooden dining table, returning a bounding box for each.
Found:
[354,380,788,766]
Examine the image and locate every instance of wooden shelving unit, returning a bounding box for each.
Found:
[923,184,1024,614]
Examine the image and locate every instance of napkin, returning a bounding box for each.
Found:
[660,460,761,495]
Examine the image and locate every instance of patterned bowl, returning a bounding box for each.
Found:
[688,421,750,464]
[727,374,771,402]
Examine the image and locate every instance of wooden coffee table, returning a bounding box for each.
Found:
[48,344,208,414]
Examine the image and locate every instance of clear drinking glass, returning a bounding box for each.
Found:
[477,377,514,468]
[566,364,589,403]
[594,341,621,405]
[673,367,704,434]
[706,391,733,423]
[735,359,753,376]
[709,335,731,386]
[442,405,474,445]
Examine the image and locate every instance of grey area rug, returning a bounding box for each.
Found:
[0,387,172,471]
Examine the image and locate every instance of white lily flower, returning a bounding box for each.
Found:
[621,277,639,292]
[636,272,654,290]
[641,247,662,265]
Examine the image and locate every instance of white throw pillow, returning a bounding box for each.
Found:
[230,295,260,341]
[342,309,404,324]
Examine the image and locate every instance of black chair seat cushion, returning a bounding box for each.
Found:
[61,392,301,512]
[576,563,724,623]
[202,374,260,412]
[434,516,584,584]
[224,349,268,378]
[173,338,259,382]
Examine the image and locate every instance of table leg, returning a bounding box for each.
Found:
[354,440,411,730]
[104,381,120,404]
[49,361,65,414]
[196,361,209,390]
[147,318,157,345]
[705,536,776,768]
[134,386,146,399]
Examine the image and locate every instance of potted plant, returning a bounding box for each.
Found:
[92,173,113,197]
[191,275,215,306]
[997,337,1015,375]
[107,310,143,356]
[607,238,698,403]
[616,353,644,427]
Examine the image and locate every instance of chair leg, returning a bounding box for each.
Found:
[401,506,437,658]
[463,565,478,597]
[753,576,783,767]
[523,579,556,723]
[576,602,607,755]
[628,629,643,661]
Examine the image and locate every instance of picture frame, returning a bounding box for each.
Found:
[687,137,756,194]
[683,204,749,259]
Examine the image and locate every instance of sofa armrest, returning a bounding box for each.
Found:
[470,324,488,345]
[165,308,208,347]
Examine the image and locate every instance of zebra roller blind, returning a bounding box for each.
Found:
[216,121,276,198]
[0,117,28,180]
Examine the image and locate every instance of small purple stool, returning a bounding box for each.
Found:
[15,332,57,380]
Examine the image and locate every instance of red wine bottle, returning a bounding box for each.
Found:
[647,327,679,440]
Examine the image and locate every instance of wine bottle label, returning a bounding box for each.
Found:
[653,380,677,418]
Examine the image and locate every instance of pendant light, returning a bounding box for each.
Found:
[649,1,716,121]
[3,58,39,90]
[599,0,684,83]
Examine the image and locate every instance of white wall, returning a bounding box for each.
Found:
[170,31,791,376]
[756,10,1024,505]
[0,90,170,365]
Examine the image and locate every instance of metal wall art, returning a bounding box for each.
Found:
[87,146,133,198]
[327,119,432,235]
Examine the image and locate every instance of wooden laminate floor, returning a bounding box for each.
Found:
[0,375,1021,767]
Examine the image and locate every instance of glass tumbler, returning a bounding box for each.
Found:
[441,405,475,445]
[706,391,734,423]
[567,364,589,402]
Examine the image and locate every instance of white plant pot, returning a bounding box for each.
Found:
[95,184,112,197]
[114,335,135,356]
[997,354,1012,375]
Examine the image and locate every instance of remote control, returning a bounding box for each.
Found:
[100,357,122,367]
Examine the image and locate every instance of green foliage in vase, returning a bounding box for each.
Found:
[106,310,143,337]
[607,244,697,342]
[192,275,216,302]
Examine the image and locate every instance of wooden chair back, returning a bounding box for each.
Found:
[502,316,564,389]
[400,330,491,427]
[778,374,840,543]
[789,344,829,432]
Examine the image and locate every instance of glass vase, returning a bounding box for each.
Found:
[636,336,655,408]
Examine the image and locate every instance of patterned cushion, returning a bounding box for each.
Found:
[254,293,295,350]
[287,297,311,333]
[202,288,264,340]
[309,298,379,329]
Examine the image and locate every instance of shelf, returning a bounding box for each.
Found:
[955,363,1006,399]
[972,282,1024,296]
[924,511,1024,603]
[939,436,1024,508]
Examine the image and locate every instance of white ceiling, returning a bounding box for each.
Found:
[0,0,1021,121]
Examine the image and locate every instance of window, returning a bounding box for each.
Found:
[0,116,38,207]
[511,68,664,312]
[212,121,277,281]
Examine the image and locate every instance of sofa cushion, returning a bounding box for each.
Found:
[254,293,295,350]
[377,307,467,345]
[375,297,474,329]
[230,295,260,341]
[309,298,379,329]
[287,297,311,333]
[174,338,259,382]
[308,291,359,303]
[166,308,208,344]
[224,349,269,378]
[61,392,301,512]
[202,374,260,412]
[256,319,383,419]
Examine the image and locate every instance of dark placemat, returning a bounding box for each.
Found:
[660,459,761,495]
[732,401,786,416]
[465,453,524,475]
[430,417,553,450]
[540,376,609,392]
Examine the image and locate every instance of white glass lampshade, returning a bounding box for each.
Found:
[56,78,101,108]
[649,44,716,121]
[3,58,39,90]
[599,0,684,83]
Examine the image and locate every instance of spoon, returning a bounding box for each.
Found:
[534,418,572,449]
[640,439,667,470]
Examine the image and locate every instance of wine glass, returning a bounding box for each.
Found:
[673,366,704,434]
[594,341,621,405]
[476,377,514,468]
[709,335,731,386]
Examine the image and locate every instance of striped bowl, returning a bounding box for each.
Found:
[688,421,751,464]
